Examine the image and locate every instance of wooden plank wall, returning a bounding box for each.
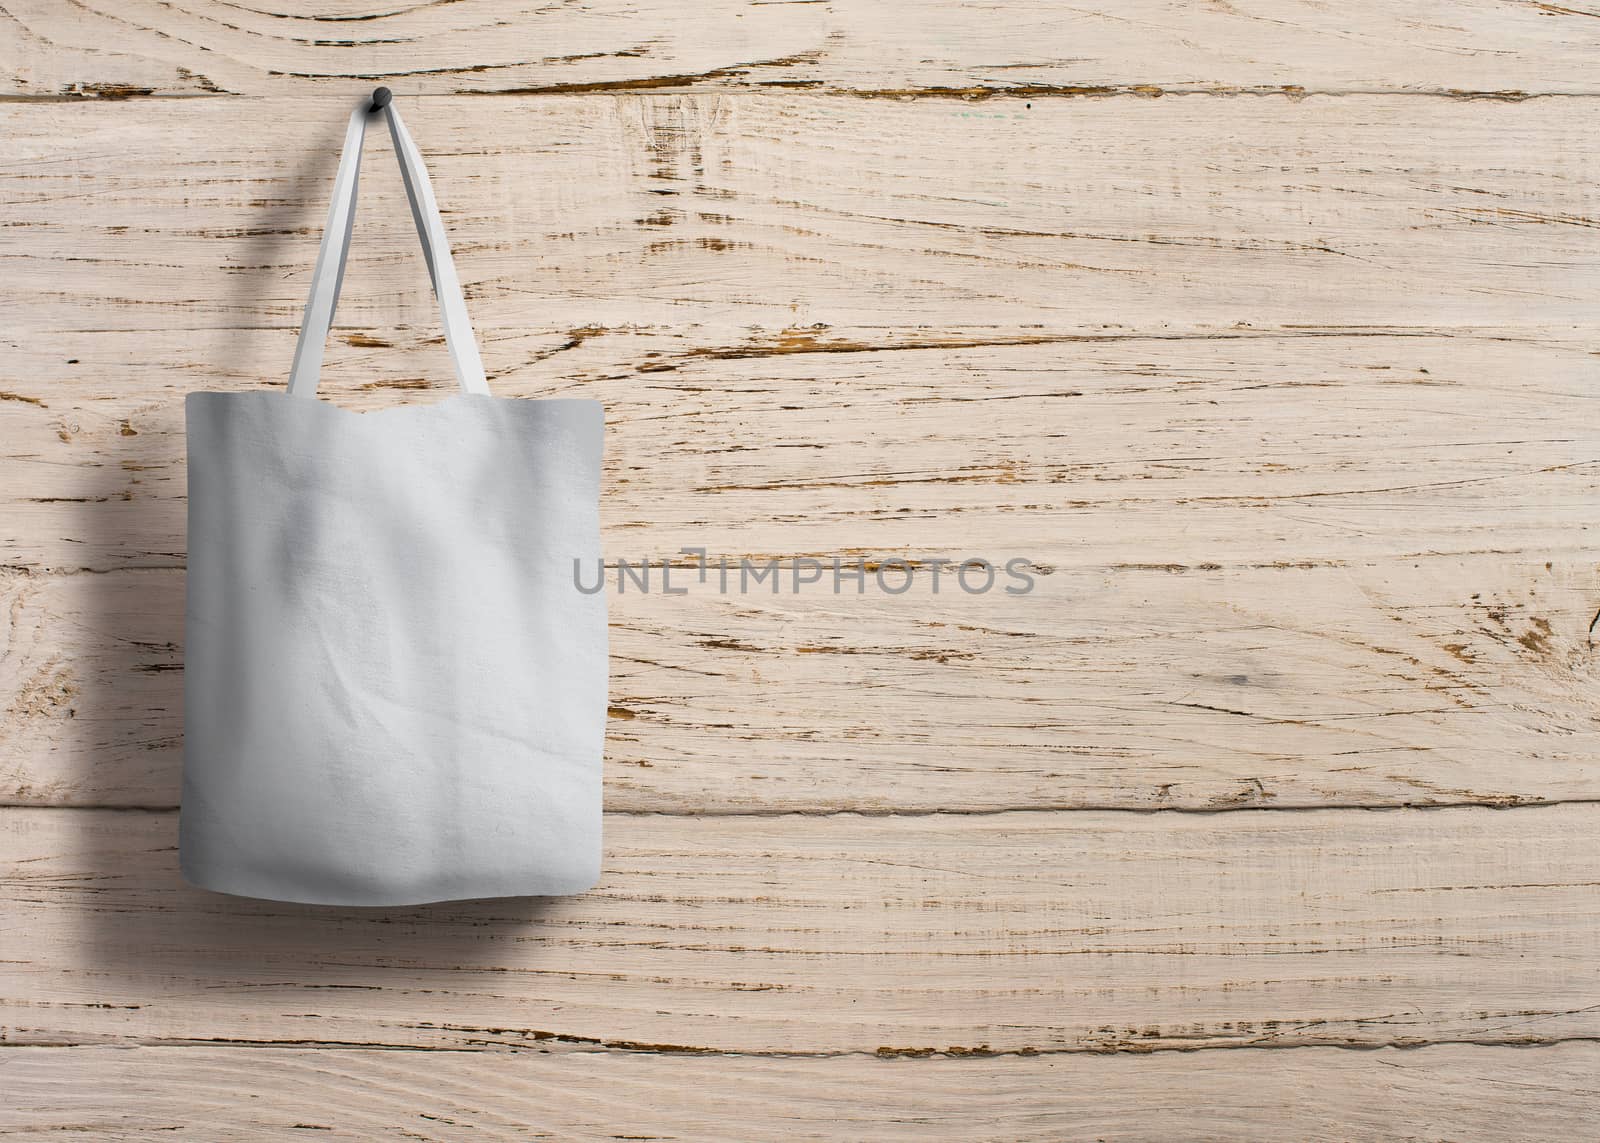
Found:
[2,2,1598,1138]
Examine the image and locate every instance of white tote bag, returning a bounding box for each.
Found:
[180,92,607,906]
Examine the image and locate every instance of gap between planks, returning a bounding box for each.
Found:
[4,799,1600,816]
[3,87,1600,103]
[6,1032,1600,1059]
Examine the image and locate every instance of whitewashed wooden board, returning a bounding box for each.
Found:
[6,804,1600,1054]
[3,98,1596,341]
[6,332,1600,573]
[5,549,1599,812]
[4,1043,1599,1142]
[3,4,1599,1137]
[3,0,1599,98]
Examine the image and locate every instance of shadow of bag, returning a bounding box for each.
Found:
[180,94,607,906]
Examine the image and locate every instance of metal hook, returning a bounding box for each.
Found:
[369,86,393,113]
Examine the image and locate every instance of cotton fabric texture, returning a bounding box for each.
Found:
[180,96,607,906]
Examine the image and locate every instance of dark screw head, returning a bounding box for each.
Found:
[370,86,393,111]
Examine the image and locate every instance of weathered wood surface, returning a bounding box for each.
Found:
[4,0,1600,99]
[5,97,1596,340]
[7,331,1600,574]
[5,1042,1599,1142]
[3,96,1596,814]
[4,3,1598,1135]
[6,550,1598,812]
[5,804,1600,1054]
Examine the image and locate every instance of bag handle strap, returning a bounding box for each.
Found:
[287,89,490,398]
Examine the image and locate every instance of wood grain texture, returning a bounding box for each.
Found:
[5,1042,1600,1141]
[3,97,1597,813]
[6,330,1600,573]
[4,96,1596,338]
[4,0,1600,99]
[4,6,1598,1134]
[6,548,1599,812]
[5,804,1600,1054]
